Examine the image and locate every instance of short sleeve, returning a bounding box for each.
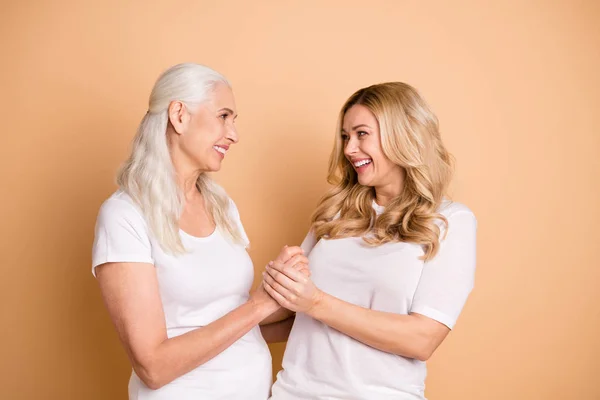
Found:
[228,198,250,248]
[91,198,154,277]
[410,209,477,329]
[300,230,318,256]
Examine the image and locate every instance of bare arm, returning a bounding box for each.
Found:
[309,291,448,360]
[96,261,279,390]
[260,315,296,343]
[263,264,449,361]
[260,307,295,325]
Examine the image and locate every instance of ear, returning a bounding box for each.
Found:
[168,101,190,134]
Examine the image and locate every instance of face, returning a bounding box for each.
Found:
[170,82,238,173]
[342,104,404,191]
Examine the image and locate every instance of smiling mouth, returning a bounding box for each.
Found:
[352,158,372,174]
[213,146,227,157]
[353,159,372,168]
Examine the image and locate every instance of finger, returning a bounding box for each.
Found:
[263,271,294,298]
[290,261,308,270]
[264,280,292,309]
[296,263,311,276]
[265,265,298,292]
[293,264,311,277]
[276,246,304,263]
[290,261,309,271]
[270,260,310,284]
[284,254,309,269]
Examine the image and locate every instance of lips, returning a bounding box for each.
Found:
[213,145,228,157]
[349,158,372,174]
[352,158,372,168]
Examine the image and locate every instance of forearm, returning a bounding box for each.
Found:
[260,315,295,343]
[308,292,437,360]
[137,300,272,389]
[260,307,295,325]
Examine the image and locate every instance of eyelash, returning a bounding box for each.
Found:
[219,113,229,120]
[341,131,368,140]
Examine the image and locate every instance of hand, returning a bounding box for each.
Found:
[263,258,323,315]
[259,246,311,319]
[273,245,311,277]
[249,281,281,317]
[251,246,308,314]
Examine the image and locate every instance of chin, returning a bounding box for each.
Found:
[203,155,222,172]
[357,176,375,187]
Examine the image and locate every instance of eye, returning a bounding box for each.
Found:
[219,113,229,120]
[341,133,349,141]
[357,131,368,137]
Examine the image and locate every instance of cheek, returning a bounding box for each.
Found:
[205,120,228,143]
[364,140,384,164]
[366,142,396,172]
[190,131,208,150]
[194,118,220,144]
[181,129,211,160]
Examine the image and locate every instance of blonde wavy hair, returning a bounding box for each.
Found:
[117,63,245,255]
[311,82,453,261]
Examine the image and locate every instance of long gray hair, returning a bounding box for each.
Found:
[117,63,244,254]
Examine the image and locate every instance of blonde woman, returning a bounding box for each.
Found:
[265,83,477,399]
[91,63,307,399]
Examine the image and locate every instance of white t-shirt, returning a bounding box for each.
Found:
[270,200,477,400]
[92,190,272,400]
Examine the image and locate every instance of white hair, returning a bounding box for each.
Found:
[117,63,245,254]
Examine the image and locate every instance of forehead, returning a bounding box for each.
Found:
[342,104,377,129]
[208,82,236,110]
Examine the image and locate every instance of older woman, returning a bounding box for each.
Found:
[92,63,306,400]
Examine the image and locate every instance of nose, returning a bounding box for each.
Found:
[226,123,239,144]
[343,136,358,158]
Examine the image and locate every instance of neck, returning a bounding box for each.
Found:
[169,145,205,201]
[374,169,405,206]
[374,189,398,207]
[177,171,202,200]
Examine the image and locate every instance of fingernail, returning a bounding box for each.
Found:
[268,261,274,266]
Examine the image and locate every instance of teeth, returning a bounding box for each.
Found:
[354,159,372,167]
[214,146,226,154]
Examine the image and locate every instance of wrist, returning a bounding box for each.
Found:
[306,289,326,319]
[248,296,277,321]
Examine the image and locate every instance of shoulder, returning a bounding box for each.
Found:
[438,199,476,220]
[437,199,477,233]
[224,196,251,247]
[97,190,147,227]
[227,196,241,219]
[208,178,239,218]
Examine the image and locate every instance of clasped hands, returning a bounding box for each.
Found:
[262,245,322,315]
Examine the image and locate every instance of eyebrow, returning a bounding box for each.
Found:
[218,108,238,119]
[341,124,371,133]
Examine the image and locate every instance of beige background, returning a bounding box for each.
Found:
[1,1,599,399]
